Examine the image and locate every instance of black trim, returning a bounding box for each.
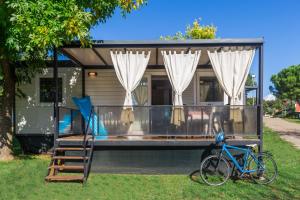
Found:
[258,45,264,153]
[59,139,260,147]
[81,66,86,133]
[83,64,211,69]
[53,48,59,144]
[61,39,264,48]
[14,60,79,68]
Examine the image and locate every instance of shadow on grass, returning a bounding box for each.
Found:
[189,169,202,184]
[189,169,255,186]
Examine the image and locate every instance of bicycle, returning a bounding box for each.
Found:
[199,132,278,186]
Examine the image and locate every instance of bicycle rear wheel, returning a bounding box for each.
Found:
[200,155,231,186]
[248,153,278,184]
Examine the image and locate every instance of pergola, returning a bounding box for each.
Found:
[53,38,264,150]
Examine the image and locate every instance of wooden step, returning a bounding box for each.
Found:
[55,147,91,151]
[57,135,92,142]
[52,156,88,160]
[48,165,84,171]
[45,175,84,182]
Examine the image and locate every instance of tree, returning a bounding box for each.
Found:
[270,65,300,108]
[161,18,217,40]
[263,99,283,116]
[0,0,145,160]
[245,73,256,87]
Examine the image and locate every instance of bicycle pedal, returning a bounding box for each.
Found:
[239,173,251,179]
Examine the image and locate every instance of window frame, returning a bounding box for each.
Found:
[36,73,66,106]
[39,77,63,103]
[196,69,224,106]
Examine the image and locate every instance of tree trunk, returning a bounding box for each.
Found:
[0,59,14,160]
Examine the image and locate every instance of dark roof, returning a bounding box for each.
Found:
[63,38,264,48]
[60,38,264,68]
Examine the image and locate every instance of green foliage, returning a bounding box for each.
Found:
[0,0,145,96]
[245,73,256,86]
[263,99,284,116]
[270,65,300,101]
[0,72,3,96]
[284,118,300,124]
[6,0,145,56]
[161,18,217,40]
[185,19,216,39]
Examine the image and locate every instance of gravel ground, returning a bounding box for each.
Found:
[264,117,300,149]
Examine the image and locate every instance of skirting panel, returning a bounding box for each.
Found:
[89,146,216,174]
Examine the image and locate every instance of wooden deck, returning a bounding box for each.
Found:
[57,134,260,146]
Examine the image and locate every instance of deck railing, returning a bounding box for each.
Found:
[58,105,258,138]
[58,107,82,136]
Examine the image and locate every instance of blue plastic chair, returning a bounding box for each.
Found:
[72,96,107,139]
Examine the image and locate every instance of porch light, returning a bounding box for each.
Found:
[88,72,97,77]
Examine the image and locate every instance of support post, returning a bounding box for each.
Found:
[257,44,264,154]
[53,48,59,145]
[82,66,85,97]
[81,66,86,134]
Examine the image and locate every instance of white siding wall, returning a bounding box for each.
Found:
[85,69,196,106]
[16,67,82,134]
[16,67,217,134]
[182,77,194,105]
[85,70,125,105]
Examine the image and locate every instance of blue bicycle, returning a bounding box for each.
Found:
[200,132,278,186]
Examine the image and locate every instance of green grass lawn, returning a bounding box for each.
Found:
[1,128,299,200]
[284,118,300,125]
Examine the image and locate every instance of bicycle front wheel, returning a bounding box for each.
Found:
[248,153,278,184]
[200,155,231,186]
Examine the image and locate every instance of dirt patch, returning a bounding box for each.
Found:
[264,117,300,149]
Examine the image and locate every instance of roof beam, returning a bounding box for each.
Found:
[185,47,191,53]
[60,48,84,67]
[83,64,210,69]
[92,48,108,66]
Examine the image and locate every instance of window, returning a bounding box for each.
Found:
[199,77,223,102]
[39,78,63,103]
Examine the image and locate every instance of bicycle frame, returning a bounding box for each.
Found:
[220,143,261,174]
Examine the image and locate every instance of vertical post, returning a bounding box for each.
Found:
[70,109,73,133]
[81,66,86,134]
[257,44,264,153]
[53,48,59,145]
[82,66,85,97]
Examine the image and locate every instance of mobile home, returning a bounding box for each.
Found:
[15,39,264,182]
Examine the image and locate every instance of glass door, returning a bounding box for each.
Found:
[198,76,224,106]
[151,76,172,105]
[151,76,172,134]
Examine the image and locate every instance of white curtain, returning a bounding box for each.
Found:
[208,49,255,105]
[134,85,148,105]
[110,51,151,108]
[161,50,201,106]
[224,93,229,105]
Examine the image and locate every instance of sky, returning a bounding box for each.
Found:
[90,0,300,97]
